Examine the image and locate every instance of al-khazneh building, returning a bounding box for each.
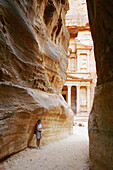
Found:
[62,0,97,119]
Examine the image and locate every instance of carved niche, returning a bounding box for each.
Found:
[80,53,87,72]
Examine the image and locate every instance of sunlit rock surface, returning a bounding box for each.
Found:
[66,0,88,27]
[87,0,113,169]
[0,0,73,159]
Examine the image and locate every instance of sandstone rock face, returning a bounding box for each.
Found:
[87,0,113,169]
[0,0,73,160]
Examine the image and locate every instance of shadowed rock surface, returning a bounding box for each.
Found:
[0,0,73,160]
[87,0,113,169]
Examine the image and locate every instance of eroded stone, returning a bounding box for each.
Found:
[0,0,73,160]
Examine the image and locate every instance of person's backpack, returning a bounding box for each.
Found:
[34,124,37,134]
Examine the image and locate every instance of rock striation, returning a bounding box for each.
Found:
[87,0,113,169]
[0,0,74,160]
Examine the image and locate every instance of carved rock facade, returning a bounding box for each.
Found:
[0,0,74,159]
[62,0,96,123]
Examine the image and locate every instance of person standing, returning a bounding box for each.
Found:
[36,119,42,149]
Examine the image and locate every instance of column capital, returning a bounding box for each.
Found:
[67,85,72,88]
[87,85,90,88]
[77,52,80,55]
[86,82,90,86]
[77,84,80,88]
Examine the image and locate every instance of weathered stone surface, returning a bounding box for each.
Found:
[0,0,73,160]
[87,0,113,169]
[66,0,88,27]
[89,82,113,170]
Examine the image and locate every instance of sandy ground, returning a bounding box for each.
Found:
[0,123,90,170]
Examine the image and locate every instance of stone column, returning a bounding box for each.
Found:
[77,85,80,114]
[77,53,80,72]
[68,85,72,107]
[87,85,90,114]
[68,57,70,71]
[87,52,90,72]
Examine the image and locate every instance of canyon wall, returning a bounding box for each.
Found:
[0,0,74,160]
[87,0,113,169]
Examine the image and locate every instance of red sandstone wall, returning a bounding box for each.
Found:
[87,0,113,169]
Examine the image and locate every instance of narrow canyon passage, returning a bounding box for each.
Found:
[0,124,89,170]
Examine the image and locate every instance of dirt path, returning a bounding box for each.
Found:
[0,124,90,170]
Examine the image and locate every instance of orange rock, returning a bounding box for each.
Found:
[0,0,73,160]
